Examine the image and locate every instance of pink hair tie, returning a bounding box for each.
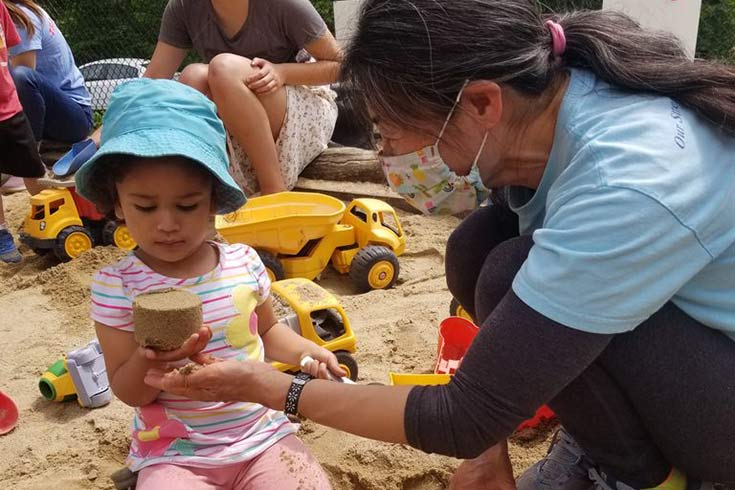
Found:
[545,20,566,58]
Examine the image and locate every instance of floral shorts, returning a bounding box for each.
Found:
[228,84,338,196]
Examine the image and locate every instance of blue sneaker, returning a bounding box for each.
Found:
[0,229,22,264]
[517,428,594,490]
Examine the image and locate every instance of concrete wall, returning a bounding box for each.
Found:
[335,1,703,57]
[334,0,364,46]
[603,0,702,57]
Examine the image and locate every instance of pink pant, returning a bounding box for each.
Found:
[137,435,332,490]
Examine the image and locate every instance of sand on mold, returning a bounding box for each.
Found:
[0,191,554,490]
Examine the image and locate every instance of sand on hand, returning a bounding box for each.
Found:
[133,288,203,350]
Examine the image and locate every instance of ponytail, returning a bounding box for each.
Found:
[557,10,735,133]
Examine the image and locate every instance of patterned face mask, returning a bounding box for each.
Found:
[379,81,490,215]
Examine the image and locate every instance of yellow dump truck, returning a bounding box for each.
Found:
[20,187,135,261]
[216,192,406,292]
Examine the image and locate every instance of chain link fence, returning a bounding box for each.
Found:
[40,0,167,114]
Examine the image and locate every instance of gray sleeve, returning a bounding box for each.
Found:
[158,0,192,49]
[277,0,328,48]
[405,291,612,459]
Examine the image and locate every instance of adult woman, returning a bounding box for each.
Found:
[142,0,339,195]
[145,1,735,489]
[4,0,92,144]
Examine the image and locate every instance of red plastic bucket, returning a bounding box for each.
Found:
[0,391,19,435]
[434,316,556,430]
[517,405,555,431]
[435,316,479,375]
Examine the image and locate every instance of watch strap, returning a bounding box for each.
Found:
[284,372,314,417]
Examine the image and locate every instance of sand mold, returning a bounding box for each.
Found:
[133,288,203,350]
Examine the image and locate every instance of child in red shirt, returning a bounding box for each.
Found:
[0,1,44,263]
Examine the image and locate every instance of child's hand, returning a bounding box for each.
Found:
[142,325,212,363]
[299,349,347,381]
[247,58,284,95]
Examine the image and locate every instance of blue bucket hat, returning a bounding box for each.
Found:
[74,78,246,214]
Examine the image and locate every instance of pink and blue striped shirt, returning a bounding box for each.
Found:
[90,242,295,471]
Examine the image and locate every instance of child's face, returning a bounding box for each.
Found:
[114,158,216,265]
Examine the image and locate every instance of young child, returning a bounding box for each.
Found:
[0,0,43,263]
[75,78,340,489]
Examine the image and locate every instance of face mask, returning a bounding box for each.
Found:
[379,81,490,216]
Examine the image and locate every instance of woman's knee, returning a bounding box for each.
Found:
[208,53,254,89]
[178,63,210,95]
[473,235,534,324]
[445,206,521,312]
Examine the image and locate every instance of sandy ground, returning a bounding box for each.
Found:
[0,191,554,490]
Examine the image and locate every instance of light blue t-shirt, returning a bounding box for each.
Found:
[511,69,735,339]
[9,5,90,106]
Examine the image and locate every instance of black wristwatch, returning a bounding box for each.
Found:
[284,372,314,418]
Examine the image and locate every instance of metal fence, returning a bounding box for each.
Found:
[41,0,168,111]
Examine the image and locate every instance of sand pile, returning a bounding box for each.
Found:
[0,191,553,490]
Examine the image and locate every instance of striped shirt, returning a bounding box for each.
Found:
[91,242,295,471]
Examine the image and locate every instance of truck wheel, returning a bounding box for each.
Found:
[335,351,359,382]
[350,245,399,291]
[256,249,285,282]
[103,222,136,250]
[449,297,474,323]
[54,226,93,261]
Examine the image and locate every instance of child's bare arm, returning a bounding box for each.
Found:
[95,322,164,407]
[95,322,213,407]
[257,298,344,378]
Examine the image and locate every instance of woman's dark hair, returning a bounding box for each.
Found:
[3,0,44,38]
[342,0,735,137]
[85,155,217,220]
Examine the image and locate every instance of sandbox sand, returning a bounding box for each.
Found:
[0,191,554,490]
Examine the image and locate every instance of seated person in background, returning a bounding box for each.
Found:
[145,0,341,196]
[0,0,43,263]
[4,0,92,145]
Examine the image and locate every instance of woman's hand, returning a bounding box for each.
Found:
[141,325,212,363]
[300,348,347,381]
[246,58,284,94]
[144,358,290,407]
[449,440,516,490]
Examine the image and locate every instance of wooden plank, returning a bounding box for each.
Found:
[302,146,383,183]
[294,177,419,214]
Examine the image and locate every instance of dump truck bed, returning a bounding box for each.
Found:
[215,192,346,255]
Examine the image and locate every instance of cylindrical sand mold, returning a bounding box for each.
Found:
[133,288,202,350]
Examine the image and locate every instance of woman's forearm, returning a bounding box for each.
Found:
[262,370,412,443]
[145,356,412,442]
[278,60,340,86]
